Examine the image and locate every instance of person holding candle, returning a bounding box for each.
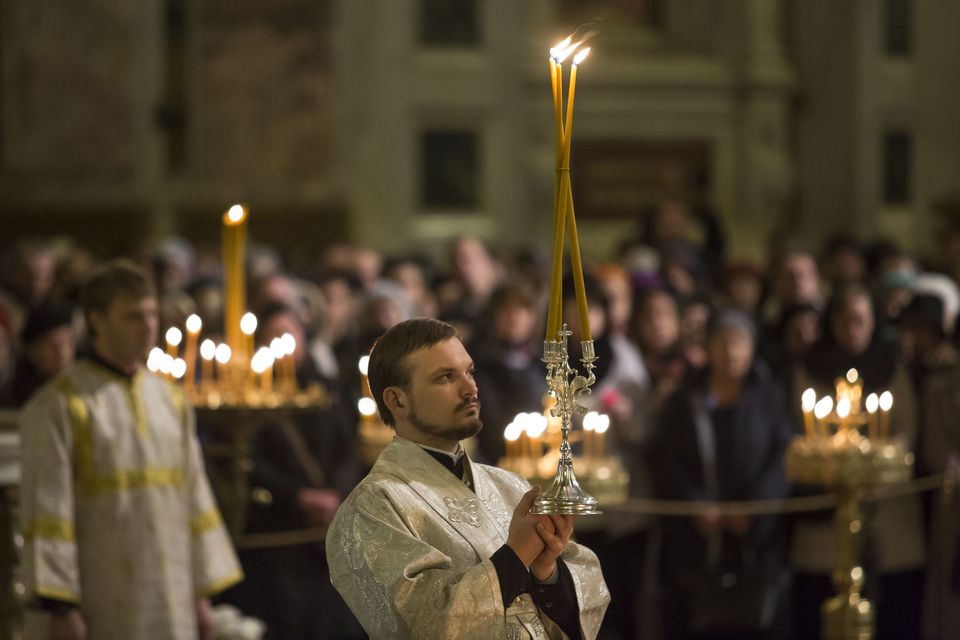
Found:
[789,285,924,640]
[326,318,609,640]
[18,259,241,640]
[647,308,793,639]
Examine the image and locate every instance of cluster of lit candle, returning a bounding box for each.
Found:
[148,311,299,405]
[500,409,611,474]
[799,368,894,442]
[143,203,322,408]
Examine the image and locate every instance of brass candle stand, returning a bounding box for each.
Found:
[531,325,601,515]
[785,373,912,640]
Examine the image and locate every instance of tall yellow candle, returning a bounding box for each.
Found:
[183,314,202,393]
[222,204,248,372]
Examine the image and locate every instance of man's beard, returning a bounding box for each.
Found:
[408,399,483,442]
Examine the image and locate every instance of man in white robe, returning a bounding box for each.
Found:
[326,318,609,639]
[19,260,241,640]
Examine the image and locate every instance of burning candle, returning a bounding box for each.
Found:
[814,396,833,436]
[165,327,183,358]
[222,204,248,362]
[504,420,522,460]
[865,393,879,440]
[583,411,599,460]
[878,391,893,440]
[183,314,202,392]
[214,343,232,388]
[526,412,548,460]
[251,347,275,395]
[836,397,851,432]
[594,412,610,459]
[280,332,297,393]
[171,358,187,381]
[801,388,817,438]
[200,339,216,392]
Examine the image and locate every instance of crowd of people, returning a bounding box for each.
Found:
[3,197,960,639]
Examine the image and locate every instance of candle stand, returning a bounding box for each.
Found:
[530,326,601,515]
[786,373,912,640]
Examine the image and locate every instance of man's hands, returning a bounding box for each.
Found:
[196,598,214,640]
[530,514,573,582]
[48,610,85,640]
[506,486,575,580]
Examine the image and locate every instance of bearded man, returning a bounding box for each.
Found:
[326,318,608,639]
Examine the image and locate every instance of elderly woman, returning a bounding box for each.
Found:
[647,308,793,640]
[790,285,925,640]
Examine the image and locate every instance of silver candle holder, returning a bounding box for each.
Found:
[531,325,601,515]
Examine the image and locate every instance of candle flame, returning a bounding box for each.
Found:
[879,391,893,411]
[836,397,851,419]
[846,368,859,383]
[165,327,183,347]
[269,337,285,359]
[865,393,879,414]
[556,40,582,63]
[215,343,232,364]
[358,355,370,376]
[147,347,164,372]
[583,411,599,431]
[280,333,296,356]
[240,312,258,336]
[159,354,174,375]
[595,414,610,434]
[171,358,187,380]
[814,396,833,420]
[358,397,378,417]
[200,339,216,360]
[550,36,572,60]
[504,421,522,442]
[225,204,247,225]
[572,47,591,66]
[801,388,817,412]
[186,314,202,334]
[527,413,548,438]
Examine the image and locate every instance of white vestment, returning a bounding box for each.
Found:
[326,437,610,640]
[19,360,242,640]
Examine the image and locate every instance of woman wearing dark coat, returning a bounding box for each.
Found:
[647,308,793,640]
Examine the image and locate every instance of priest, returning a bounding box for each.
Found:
[326,318,609,639]
[19,260,242,639]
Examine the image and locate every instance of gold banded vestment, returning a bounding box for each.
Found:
[19,360,242,639]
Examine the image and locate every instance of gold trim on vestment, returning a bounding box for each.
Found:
[22,516,75,542]
[197,569,244,598]
[190,508,224,537]
[36,585,81,604]
[81,467,185,495]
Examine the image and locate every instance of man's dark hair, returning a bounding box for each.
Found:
[79,259,153,319]
[368,318,457,426]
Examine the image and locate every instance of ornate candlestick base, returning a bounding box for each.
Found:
[531,327,601,515]
[786,435,913,640]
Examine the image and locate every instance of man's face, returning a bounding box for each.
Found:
[779,254,820,303]
[832,295,874,355]
[708,327,754,382]
[392,338,482,448]
[90,294,158,369]
[27,326,76,378]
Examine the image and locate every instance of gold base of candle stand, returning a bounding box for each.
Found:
[786,436,913,640]
[530,328,601,516]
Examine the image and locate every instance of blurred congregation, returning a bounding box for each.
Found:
[2,192,960,638]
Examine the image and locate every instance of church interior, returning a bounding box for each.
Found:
[2,1,960,639]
